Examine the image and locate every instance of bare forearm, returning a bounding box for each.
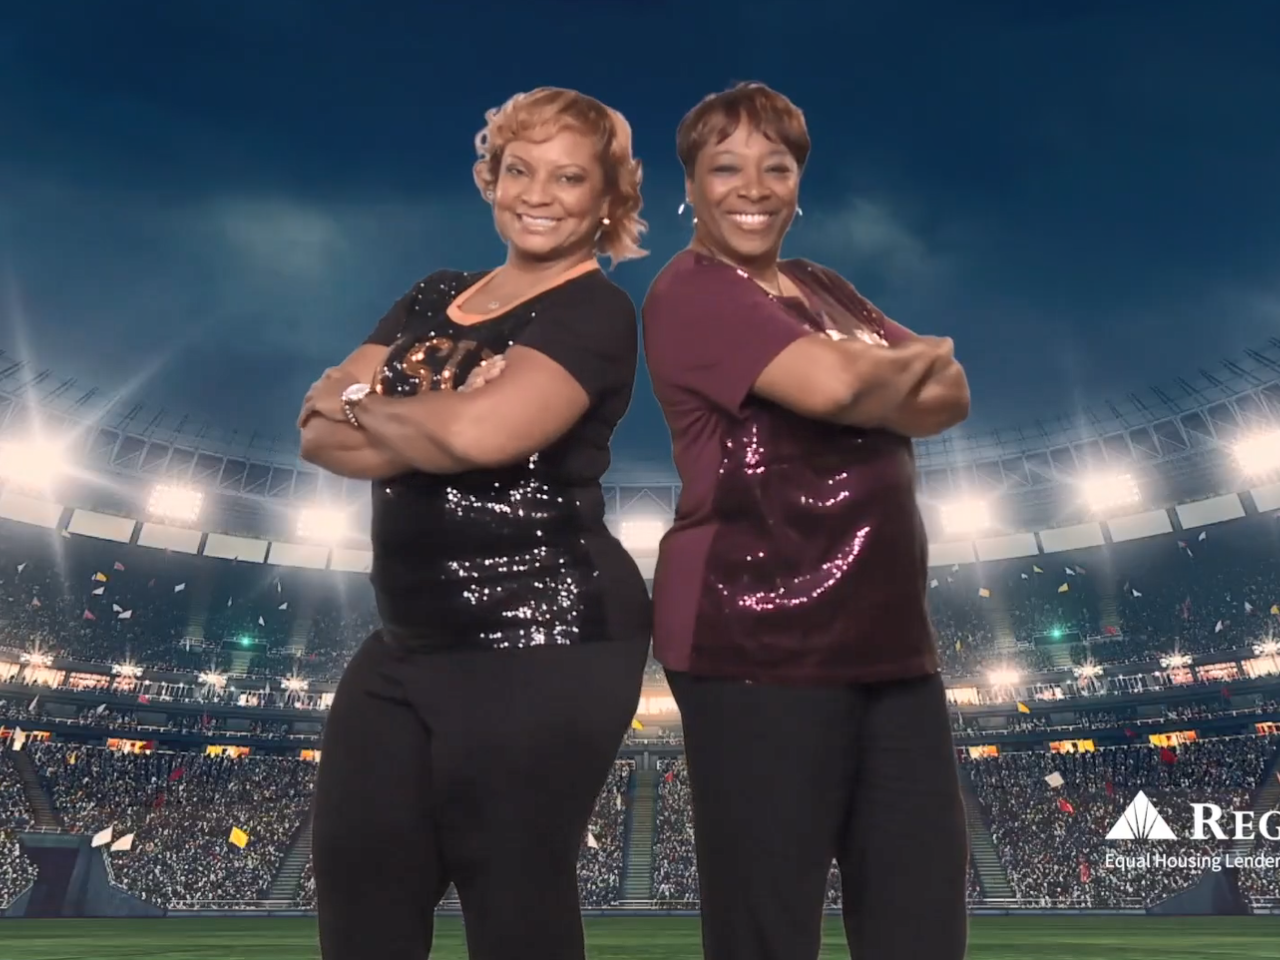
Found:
[299,418,411,480]
[351,393,476,474]
[825,341,945,429]
[883,360,971,437]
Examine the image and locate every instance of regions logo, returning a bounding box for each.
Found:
[1105,790,1177,840]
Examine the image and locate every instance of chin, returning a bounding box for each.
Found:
[509,239,568,261]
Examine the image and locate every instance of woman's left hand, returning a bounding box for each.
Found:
[298,368,356,427]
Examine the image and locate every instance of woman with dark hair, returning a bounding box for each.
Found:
[298,87,652,960]
[642,82,971,959]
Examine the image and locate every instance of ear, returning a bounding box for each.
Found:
[683,176,695,205]
[473,160,491,199]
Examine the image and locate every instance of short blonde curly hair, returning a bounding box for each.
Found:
[474,87,647,267]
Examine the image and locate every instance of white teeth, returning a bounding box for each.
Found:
[729,213,773,228]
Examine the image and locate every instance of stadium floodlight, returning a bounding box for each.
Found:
[296,505,351,542]
[280,675,309,693]
[1073,663,1104,680]
[987,667,1022,687]
[619,518,669,554]
[1234,430,1280,476]
[148,484,204,524]
[19,650,53,668]
[1254,640,1280,657]
[1159,653,1192,669]
[1080,473,1141,512]
[939,498,991,536]
[0,437,71,490]
[197,670,227,690]
[111,662,143,678]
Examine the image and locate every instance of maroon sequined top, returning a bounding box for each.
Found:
[642,251,939,684]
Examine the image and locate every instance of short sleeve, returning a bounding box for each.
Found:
[363,273,438,346]
[642,259,809,415]
[516,279,638,403]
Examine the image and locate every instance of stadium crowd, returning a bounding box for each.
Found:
[25,741,314,907]
[2,510,1280,911]
[0,752,38,906]
[965,735,1280,906]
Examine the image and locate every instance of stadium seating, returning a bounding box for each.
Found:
[3,508,1280,912]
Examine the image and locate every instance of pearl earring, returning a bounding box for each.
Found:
[678,201,689,216]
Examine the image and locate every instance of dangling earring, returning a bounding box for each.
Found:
[797,206,804,217]
[594,217,611,243]
[485,190,494,201]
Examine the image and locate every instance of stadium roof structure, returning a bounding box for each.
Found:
[1,339,1278,528]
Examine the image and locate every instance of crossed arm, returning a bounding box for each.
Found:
[298,344,590,480]
[753,328,970,438]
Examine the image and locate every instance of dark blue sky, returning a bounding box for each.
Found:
[2,1,1277,480]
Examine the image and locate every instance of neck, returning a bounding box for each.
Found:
[502,245,596,280]
[690,237,781,283]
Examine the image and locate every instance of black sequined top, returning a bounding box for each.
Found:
[362,267,651,652]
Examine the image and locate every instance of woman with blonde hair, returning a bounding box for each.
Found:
[643,82,970,959]
[299,87,652,959]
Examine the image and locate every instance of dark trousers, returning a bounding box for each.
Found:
[312,631,647,960]
[666,669,969,960]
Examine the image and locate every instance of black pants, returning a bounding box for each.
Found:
[312,631,647,959]
[667,669,969,960]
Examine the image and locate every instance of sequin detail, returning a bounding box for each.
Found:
[371,270,608,651]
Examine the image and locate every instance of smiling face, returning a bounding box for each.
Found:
[687,123,801,270]
[489,128,610,265]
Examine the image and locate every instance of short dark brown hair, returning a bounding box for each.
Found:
[675,82,811,175]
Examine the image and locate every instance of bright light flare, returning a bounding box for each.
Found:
[296,506,351,542]
[939,498,991,536]
[619,518,668,553]
[0,437,70,489]
[1234,430,1280,476]
[1081,473,1140,512]
[987,667,1022,687]
[148,484,204,523]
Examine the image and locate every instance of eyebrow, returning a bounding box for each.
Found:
[504,152,588,172]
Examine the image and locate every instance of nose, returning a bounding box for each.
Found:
[518,173,554,207]
[738,170,771,203]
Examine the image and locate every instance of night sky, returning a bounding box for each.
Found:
[2,0,1277,480]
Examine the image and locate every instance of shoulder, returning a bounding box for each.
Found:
[643,250,762,319]
[555,268,636,319]
[533,268,636,345]
[519,269,636,359]
[786,258,856,294]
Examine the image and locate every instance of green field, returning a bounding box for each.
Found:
[2,916,1279,959]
